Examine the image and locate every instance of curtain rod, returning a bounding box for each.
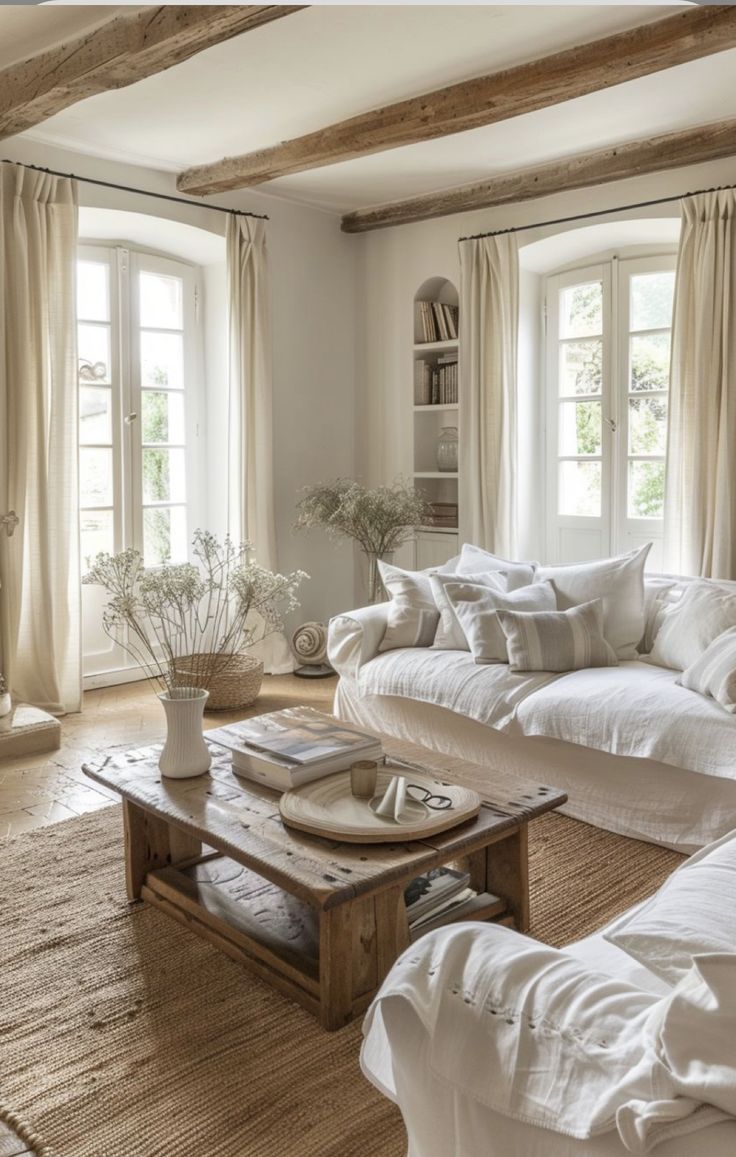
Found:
[0,159,268,221]
[457,181,736,242]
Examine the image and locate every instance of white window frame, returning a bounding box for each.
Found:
[544,252,676,565]
[78,243,205,684]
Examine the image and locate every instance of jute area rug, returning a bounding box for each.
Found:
[0,803,683,1157]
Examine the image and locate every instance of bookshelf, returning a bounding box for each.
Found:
[412,277,459,568]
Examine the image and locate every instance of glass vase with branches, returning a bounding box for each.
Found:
[295,478,429,602]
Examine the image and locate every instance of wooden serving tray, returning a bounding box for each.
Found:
[279,765,481,843]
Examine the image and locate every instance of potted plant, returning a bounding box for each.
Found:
[83,530,306,778]
[295,479,429,603]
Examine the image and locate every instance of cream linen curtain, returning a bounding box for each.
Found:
[0,163,81,713]
[458,234,519,555]
[226,215,292,673]
[664,190,736,579]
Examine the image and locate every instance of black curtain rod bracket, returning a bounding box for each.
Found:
[458,182,736,243]
[0,159,268,222]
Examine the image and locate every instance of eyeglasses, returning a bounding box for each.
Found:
[406,784,453,811]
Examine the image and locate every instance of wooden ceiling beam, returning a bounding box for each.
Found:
[0,6,305,141]
[339,119,736,234]
[177,6,736,196]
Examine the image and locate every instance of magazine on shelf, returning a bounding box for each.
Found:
[206,707,381,766]
[410,892,502,937]
[404,866,471,924]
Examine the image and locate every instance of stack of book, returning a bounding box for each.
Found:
[404,866,501,935]
[206,707,383,792]
[427,502,458,528]
[417,300,459,343]
[414,357,458,406]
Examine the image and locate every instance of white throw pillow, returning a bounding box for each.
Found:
[638,578,681,655]
[457,543,535,590]
[647,580,736,672]
[534,544,651,659]
[604,829,736,985]
[496,599,619,673]
[377,559,455,652]
[439,579,557,663]
[430,570,507,650]
[677,626,736,712]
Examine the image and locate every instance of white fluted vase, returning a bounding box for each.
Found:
[158,686,211,779]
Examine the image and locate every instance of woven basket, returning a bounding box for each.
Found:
[174,653,263,711]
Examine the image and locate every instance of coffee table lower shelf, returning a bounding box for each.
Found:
[141,852,509,1030]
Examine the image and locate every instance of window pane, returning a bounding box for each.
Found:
[142,390,185,444]
[630,332,670,393]
[79,387,112,444]
[559,339,602,396]
[80,510,114,573]
[141,331,183,389]
[628,460,665,519]
[629,396,668,456]
[80,447,113,507]
[77,261,109,323]
[560,281,603,339]
[140,271,183,329]
[630,271,675,332]
[78,324,111,384]
[559,461,601,517]
[143,506,188,567]
[559,400,601,456]
[142,447,186,503]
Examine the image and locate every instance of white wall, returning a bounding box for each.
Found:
[354,155,736,562]
[2,138,360,627]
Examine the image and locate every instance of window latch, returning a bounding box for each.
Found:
[124,412,138,425]
[603,417,617,433]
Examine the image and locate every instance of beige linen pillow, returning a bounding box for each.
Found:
[677,627,736,712]
[430,570,507,651]
[377,559,455,652]
[439,579,557,663]
[534,544,651,659]
[647,580,736,671]
[458,543,536,589]
[496,599,619,673]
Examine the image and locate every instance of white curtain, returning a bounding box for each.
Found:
[664,190,736,580]
[226,215,292,673]
[458,234,519,556]
[0,162,81,713]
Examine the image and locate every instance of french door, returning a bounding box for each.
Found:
[77,245,203,682]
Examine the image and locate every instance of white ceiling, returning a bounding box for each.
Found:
[5,4,730,216]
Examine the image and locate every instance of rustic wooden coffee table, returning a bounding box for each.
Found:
[84,735,565,1031]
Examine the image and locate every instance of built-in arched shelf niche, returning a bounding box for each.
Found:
[411,276,460,569]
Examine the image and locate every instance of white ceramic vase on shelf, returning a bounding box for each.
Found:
[158,686,211,779]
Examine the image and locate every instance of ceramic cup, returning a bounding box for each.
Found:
[350,759,378,799]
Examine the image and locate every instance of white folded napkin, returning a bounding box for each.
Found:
[373,775,412,823]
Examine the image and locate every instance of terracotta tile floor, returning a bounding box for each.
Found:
[0,674,336,841]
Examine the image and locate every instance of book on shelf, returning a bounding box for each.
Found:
[417,300,459,344]
[205,707,383,791]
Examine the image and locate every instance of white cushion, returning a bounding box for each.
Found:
[604,829,736,985]
[377,559,455,652]
[534,544,651,659]
[647,580,736,672]
[496,599,619,673]
[457,543,535,590]
[677,626,736,712]
[439,579,557,663]
[430,570,507,651]
[639,578,681,655]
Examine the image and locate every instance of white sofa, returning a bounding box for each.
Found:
[328,579,736,852]
[361,830,736,1157]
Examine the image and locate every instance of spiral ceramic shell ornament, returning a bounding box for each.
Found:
[291,622,328,665]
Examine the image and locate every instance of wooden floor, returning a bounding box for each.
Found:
[0,674,337,842]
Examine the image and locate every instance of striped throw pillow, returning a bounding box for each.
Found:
[496,599,619,673]
[677,627,736,713]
